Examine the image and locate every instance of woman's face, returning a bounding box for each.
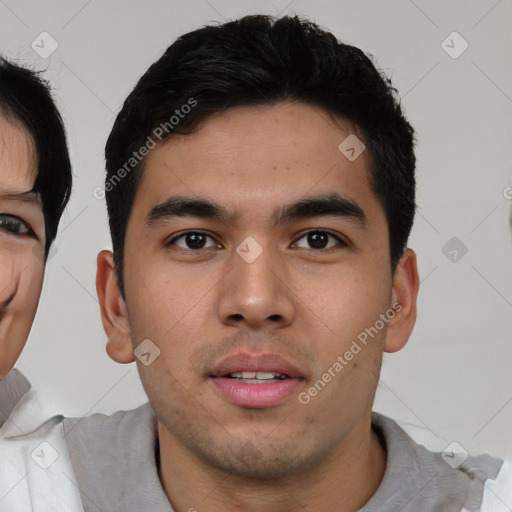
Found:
[0,114,46,378]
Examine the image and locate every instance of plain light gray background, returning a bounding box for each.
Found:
[1,0,511,460]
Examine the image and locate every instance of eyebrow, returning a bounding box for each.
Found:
[147,192,367,229]
[0,189,41,204]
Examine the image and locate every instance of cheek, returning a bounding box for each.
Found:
[0,258,43,377]
[128,272,197,340]
[126,253,219,338]
[125,262,213,384]
[0,249,43,306]
[0,252,20,299]
[9,262,44,316]
[293,264,390,411]
[300,262,390,341]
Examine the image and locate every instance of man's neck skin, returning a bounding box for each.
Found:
[157,413,386,512]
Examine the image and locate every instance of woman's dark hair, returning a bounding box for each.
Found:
[0,56,72,257]
[105,14,416,294]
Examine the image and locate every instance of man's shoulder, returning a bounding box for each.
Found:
[366,412,512,512]
[64,401,154,434]
[63,402,171,511]
[65,401,152,423]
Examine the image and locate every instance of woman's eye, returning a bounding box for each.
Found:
[0,214,34,237]
[168,232,218,250]
[294,230,346,250]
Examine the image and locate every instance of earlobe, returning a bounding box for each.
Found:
[384,248,420,353]
[96,250,134,364]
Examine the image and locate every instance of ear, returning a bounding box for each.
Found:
[96,250,134,363]
[383,248,420,353]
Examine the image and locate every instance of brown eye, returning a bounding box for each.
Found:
[0,214,34,237]
[294,230,347,250]
[168,231,218,250]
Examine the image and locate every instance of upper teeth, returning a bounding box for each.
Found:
[229,372,286,379]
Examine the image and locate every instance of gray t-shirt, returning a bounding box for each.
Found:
[63,403,507,512]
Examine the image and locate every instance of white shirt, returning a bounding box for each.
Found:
[0,369,84,512]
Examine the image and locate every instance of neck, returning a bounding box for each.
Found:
[157,413,387,512]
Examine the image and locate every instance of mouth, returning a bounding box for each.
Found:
[208,353,305,408]
[223,371,291,383]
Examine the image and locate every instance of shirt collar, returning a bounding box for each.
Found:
[360,411,439,510]
[0,368,32,430]
[64,402,174,512]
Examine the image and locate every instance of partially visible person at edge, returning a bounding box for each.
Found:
[64,14,512,512]
[0,56,84,511]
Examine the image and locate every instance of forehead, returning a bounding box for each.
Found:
[0,114,37,191]
[135,102,384,227]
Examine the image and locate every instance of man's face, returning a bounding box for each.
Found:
[110,102,416,478]
[0,115,45,378]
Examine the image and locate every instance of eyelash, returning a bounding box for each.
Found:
[166,230,348,253]
[0,214,35,238]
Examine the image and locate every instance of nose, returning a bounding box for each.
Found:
[217,239,296,330]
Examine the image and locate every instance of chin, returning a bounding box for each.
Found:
[192,433,330,481]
